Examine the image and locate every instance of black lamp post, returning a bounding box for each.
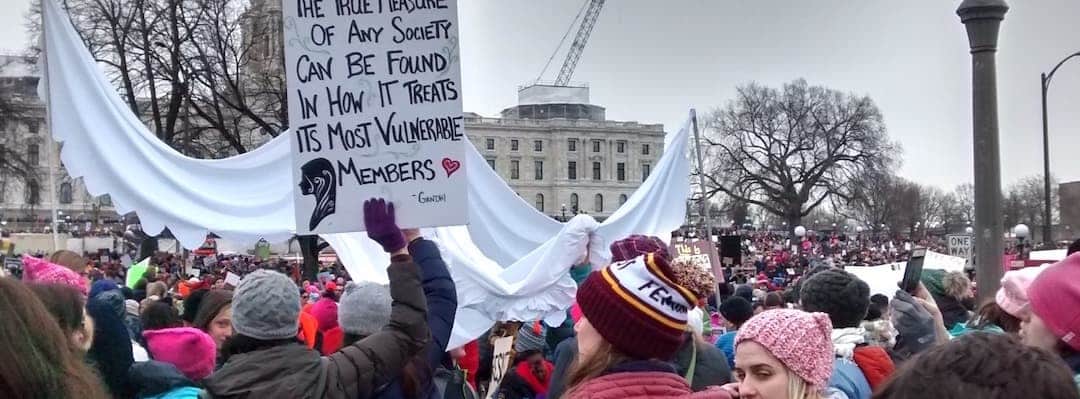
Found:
[1040,51,1080,245]
[561,203,567,222]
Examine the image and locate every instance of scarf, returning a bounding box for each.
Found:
[832,327,867,359]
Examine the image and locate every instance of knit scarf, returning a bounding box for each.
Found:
[832,327,867,359]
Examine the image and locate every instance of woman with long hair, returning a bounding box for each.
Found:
[191,289,233,351]
[0,278,108,399]
[27,283,95,353]
[564,253,730,398]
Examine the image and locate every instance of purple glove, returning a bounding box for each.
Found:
[364,198,407,253]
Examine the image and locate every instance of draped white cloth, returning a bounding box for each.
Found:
[41,0,691,347]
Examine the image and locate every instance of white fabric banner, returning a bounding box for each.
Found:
[40,0,691,348]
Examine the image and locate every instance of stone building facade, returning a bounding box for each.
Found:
[467,85,665,220]
[0,55,117,231]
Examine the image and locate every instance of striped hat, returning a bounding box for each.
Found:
[576,253,698,359]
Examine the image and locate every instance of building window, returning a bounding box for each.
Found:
[510,139,519,151]
[510,160,520,179]
[534,193,544,212]
[617,163,626,181]
[28,121,40,134]
[485,138,495,150]
[99,194,112,206]
[617,141,625,153]
[534,160,544,180]
[486,158,496,169]
[59,182,73,204]
[28,143,39,166]
[592,140,601,152]
[567,161,577,180]
[642,163,651,181]
[570,193,579,213]
[26,180,39,205]
[594,194,604,213]
[568,139,577,152]
[619,194,628,205]
[592,162,601,180]
[642,144,650,155]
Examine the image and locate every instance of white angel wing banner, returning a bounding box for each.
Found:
[40,0,691,348]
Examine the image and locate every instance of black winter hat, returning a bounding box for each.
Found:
[800,269,870,329]
[719,296,754,327]
[734,284,754,302]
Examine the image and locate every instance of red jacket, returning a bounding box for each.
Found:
[852,345,896,390]
[566,371,732,399]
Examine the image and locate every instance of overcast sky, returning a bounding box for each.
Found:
[2,0,1079,190]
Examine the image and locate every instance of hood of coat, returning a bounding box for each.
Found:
[202,343,324,399]
[128,360,197,397]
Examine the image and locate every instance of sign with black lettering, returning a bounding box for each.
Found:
[670,239,724,282]
[947,234,973,265]
[283,0,467,234]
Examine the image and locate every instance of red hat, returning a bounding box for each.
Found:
[1028,253,1080,351]
[576,253,698,359]
[325,281,337,292]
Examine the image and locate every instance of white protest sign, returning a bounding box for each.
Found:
[282,0,468,234]
[486,335,514,399]
[925,250,967,273]
[946,234,973,264]
[224,272,242,288]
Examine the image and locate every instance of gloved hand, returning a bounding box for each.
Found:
[364,198,407,253]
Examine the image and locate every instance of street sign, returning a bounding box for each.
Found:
[947,234,973,265]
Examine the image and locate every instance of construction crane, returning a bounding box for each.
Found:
[536,0,606,87]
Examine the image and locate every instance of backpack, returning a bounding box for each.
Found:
[434,365,477,399]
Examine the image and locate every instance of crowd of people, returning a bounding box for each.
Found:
[4,198,1080,398]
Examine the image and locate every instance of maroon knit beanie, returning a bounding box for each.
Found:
[610,235,671,262]
[576,253,698,359]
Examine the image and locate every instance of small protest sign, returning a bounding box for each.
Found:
[486,335,514,399]
[670,239,723,281]
[282,0,468,234]
[224,272,242,288]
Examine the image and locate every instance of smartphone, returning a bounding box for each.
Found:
[900,247,927,293]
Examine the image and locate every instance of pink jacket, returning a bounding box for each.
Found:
[565,371,732,399]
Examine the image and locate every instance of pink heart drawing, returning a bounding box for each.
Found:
[441,158,461,177]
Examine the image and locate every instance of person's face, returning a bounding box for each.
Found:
[1021,312,1060,352]
[734,341,793,399]
[574,316,603,359]
[208,306,234,348]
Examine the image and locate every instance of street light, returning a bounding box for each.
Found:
[794,226,806,238]
[561,203,567,222]
[1040,51,1080,245]
[965,226,974,234]
[1014,223,1030,259]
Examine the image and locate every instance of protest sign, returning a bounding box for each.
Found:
[946,234,973,265]
[925,250,967,272]
[670,239,723,281]
[282,0,468,234]
[126,258,150,288]
[486,335,514,399]
[224,272,242,288]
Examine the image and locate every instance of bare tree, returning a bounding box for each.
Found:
[0,57,41,186]
[701,79,899,232]
[28,0,285,157]
[1003,175,1057,230]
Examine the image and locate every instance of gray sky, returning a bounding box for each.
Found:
[2,0,1079,190]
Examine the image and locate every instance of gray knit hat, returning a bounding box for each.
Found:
[231,269,300,340]
[514,323,547,353]
[338,282,391,337]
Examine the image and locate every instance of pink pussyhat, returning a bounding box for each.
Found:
[995,265,1045,319]
[143,327,217,381]
[22,255,88,296]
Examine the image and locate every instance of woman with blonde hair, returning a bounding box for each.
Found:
[726,309,836,399]
[564,253,731,398]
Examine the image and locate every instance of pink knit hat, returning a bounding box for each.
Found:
[736,309,834,389]
[143,327,217,381]
[309,297,339,332]
[1027,253,1080,351]
[995,265,1045,319]
[22,255,88,296]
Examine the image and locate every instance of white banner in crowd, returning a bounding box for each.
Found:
[845,251,969,299]
[38,0,691,348]
[282,0,467,234]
